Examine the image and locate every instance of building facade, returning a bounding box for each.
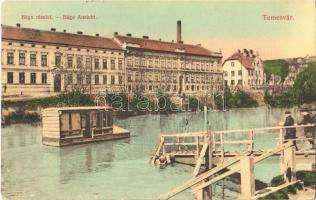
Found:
[223,49,265,90]
[1,25,125,96]
[114,21,223,96]
[2,22,223,98]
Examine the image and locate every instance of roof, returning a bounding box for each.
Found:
[2,25,122,50]
[224,52,256,69]
[42,106,112,112]
[115,35,222,57]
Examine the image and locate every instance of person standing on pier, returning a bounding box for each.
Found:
[298,108,314,147]
[281,111,297,150]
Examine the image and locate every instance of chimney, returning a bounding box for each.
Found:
[95,33,99,37]
[142,36,149,39]
[63,29,66,33]
[177,20,182,43]
[114,32,118,36]
[158,38,162,41]
[16,23,21,28]
[77,31,83,34]
[51,28,56,31]
[126,33,132,37]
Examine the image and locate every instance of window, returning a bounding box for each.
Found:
[231,80,235,85]
[103,75,107,84]
[67,74,73,84]
[231,71,235,77]
[95,75,99,85]
[7,52,14,64]
[238,70,242,76]
[42,73,47,84]
[103,58,107,69]
[19,72,25,84]
[77,74,82,85]
[118,76,123,84]
[86,57,91,68]
[86,75,91,84]
[30,73,36,84]
[7,72,13,83]
[118,59,123,70]
[95,58,99,69]
[67,56,73,68]
[224,71,228,76]
[111,59,115,70]
[77,56,82,68]
[111,75,115,85]
[41,54,47,66]
[19,53,25,65]
[30,54,36,66]
[55,55,61,66]
[127,74,132,82]
[238,80,242,85]
[231,62,234,67]
[127,57,132,66]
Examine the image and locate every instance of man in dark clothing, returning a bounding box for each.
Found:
[282,111,297,150]
[298,108,315,146]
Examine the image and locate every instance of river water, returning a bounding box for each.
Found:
[1,107,301,200]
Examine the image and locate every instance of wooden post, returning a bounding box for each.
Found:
[239,155,255,199]
[248,130,254,152]
[279,127,284,146]
[282,144,296,183]
[220,132,224,163]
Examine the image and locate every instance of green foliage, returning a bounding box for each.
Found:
[291,61,316,105]
[264,59,289,82]
[214,87,258,109]
[2,91,94,109]
[265,61,316,107]
[188,96,202,111]
[270,175,284,187]
[264,91,295,108]
[259,171,313,200]
[157,93,178,113]
[6,110,40,123]
[296,170,316,186]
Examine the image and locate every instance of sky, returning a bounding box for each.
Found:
[2,0,315,60]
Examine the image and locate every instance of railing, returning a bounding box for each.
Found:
[155,124,315,161]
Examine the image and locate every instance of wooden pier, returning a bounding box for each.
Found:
[151,124,316,200]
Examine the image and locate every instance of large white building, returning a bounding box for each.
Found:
[1,21,223,98]
[114,20,223,96]
[1,24,125,96]
[223,49,265,90]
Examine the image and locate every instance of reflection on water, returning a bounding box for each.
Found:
[2,107,299,199]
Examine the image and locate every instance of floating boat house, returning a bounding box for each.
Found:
[41,106,130,146]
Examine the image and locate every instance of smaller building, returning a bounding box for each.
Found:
[283,55,316,86]
[41,106,130,146]
[223,49,265,90]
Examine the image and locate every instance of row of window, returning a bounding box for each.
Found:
[65,74,123,85]
[126,56,218,70]
[226,79,262,86]
[224,70,262,77]
[6,52,123,70]
[7,52,48,66]
[63,55,122,70]
[7,72,47,84]
[230,61,260,67]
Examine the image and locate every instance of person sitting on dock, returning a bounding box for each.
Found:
[298,108,315,147]
[280,111,297,150]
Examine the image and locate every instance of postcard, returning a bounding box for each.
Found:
[1,0,316,199]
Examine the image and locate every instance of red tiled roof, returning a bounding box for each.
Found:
[2,25,122,50]
[115,35,221,57]
[225,52,255,69]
